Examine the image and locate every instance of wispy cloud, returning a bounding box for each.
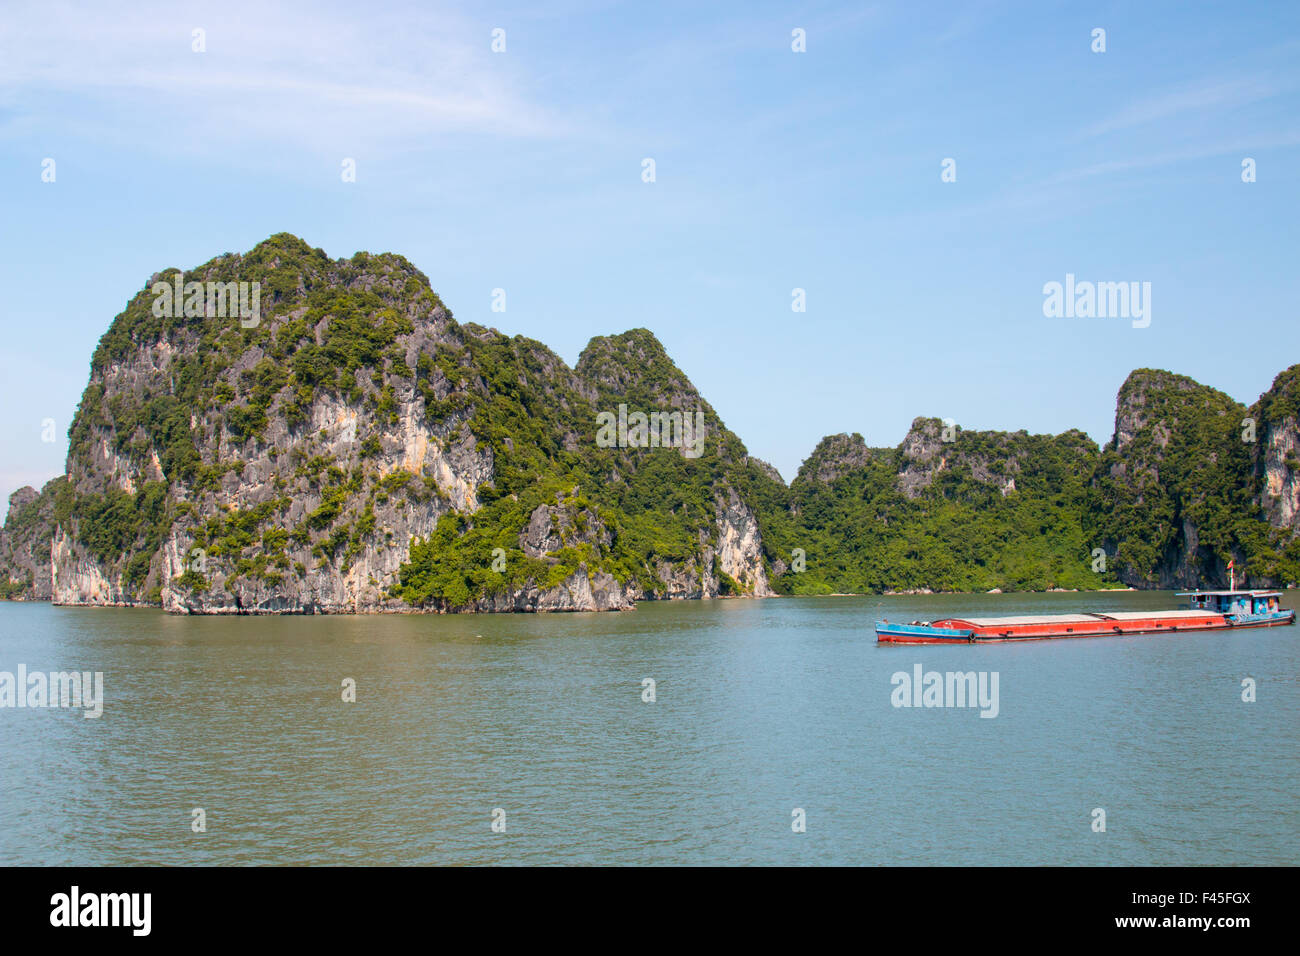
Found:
[1046,130,1300,185]
[0,0,569,154]
[1085,76,1283,137]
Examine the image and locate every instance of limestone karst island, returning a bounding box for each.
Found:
[2,234,1299,614]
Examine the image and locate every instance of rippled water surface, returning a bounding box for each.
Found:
[1,591,1296,865]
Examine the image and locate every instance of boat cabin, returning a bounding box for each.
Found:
[1177,590,1282,617]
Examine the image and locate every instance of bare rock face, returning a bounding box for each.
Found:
[51,525,136,606]
[1252,367,1300,538]
[518,494,613,560]
[534,566,630,611]
[1258,416,1300,530]
[714,488,773,596]
[467,565,632,612]
[52,340,501,614]
[520,504,564,558]
[88,383,443,608]
[649,555,712,600]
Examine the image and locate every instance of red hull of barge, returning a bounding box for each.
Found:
[876,589,1294,643]
[881,610,1293,644]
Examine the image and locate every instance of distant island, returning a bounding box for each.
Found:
[2,234,1298,613]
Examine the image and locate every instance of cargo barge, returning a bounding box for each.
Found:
[874,590,1294,644]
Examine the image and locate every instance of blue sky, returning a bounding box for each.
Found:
[1,0,1298,502]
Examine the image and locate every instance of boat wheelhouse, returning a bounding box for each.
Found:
[874,589,1294,644]
[1179,589,1286,622]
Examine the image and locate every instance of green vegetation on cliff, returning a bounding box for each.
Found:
[1084,369,1294,588]
[756,427,1113,594]
[394,327,782,606]
[4,234,1298,608]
